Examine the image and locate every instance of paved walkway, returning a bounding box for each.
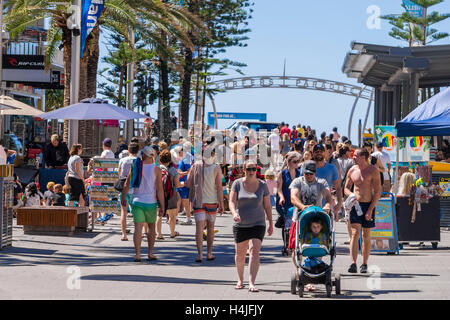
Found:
[1,210,450,300]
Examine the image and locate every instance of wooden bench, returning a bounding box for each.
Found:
[16,206,90,236]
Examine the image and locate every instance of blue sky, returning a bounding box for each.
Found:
[98,0,450,141]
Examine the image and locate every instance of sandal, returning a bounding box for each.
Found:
[134,258,141,262]
[248,287,259,293]
[207,256,215,261]
[156,236,165,240]
[235,283,245,290]
[147,256,158,261]
[195,258,202,263]
[170,231,180,238]
[121,237,128,241]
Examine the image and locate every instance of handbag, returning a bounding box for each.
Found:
[114,177,126,192]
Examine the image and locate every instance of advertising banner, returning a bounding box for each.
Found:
[370,195,399,254]
[81,0,105,58]
[375,125,430,162]
[2,55,45,70]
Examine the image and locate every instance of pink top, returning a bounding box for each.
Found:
[332,132,340,142]
[265,179,277,196]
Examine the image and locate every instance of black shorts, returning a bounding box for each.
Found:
[350,202,375,229]
[68,177,86,202]
[233,225,266,243]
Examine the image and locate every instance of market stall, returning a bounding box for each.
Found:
[393,87,450,248]
[41,98,148,232]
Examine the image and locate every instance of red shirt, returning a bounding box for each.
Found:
[280,127,291,139]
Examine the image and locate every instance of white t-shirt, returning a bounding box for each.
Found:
[101,150,115,159]
[118,155,136,178]
[372,151,391,180]
[268,133,280,151]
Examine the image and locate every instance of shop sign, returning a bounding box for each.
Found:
[375,125,430,162]
[2,55,45,70]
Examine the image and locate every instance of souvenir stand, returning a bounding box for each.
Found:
[0,165,14,249]
[393,87,450,249]
[89,157,120,230]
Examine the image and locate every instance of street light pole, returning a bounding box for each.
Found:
[0,0,4,96]
[68,0,81,147]
[124,27,135,143]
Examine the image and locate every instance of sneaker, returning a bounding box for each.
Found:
[348,263,357,273]
[179,210,186,216]
[360,264,368,273]
[181,219,193,225]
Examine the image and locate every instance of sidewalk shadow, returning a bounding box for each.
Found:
[335,289,421,299]
[80,274,237,286]
[0,242,284,268]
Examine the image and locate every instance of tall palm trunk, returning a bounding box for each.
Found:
[78,25,100,157]
[179,47,193,130]
[159,57,171,143]
[62,28,72,143]
[85,25,100,156]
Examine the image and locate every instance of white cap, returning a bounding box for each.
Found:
[139,146,155,158]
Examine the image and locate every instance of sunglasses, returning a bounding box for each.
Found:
[246,167,257,172]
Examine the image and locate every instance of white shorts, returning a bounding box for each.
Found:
[194,212,217,223]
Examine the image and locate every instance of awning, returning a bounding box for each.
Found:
[0,95,44,117]
[396,87,450,137]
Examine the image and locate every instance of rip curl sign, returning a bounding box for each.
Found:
[81,0,105,58]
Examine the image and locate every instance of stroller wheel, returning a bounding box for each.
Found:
[326,283,332,298]
[290,274,297,295]
[298,284,304,298]
[335,274,341,295]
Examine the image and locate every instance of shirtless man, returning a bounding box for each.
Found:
[344,148,381,273]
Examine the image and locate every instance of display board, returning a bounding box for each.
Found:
[375,125,430,162]
[89,157,120,230]
[0,176,15,249]
[440,177,450,199]
[370,193,399,254]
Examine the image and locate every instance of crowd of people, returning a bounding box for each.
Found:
[11,122,396,292]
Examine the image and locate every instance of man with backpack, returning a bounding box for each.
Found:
[158,150,183,239]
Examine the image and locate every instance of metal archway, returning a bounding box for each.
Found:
[207,76,374,141]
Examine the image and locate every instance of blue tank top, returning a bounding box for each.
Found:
[281,168,300,211]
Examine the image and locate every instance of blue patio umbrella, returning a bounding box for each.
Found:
[396,87,450,137]
[40,98,149,120]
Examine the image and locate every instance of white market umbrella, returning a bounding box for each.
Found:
[41,98,149,120]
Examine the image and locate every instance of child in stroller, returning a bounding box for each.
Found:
[289,206,341,298]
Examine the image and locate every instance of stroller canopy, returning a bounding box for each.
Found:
[299,206,331,243]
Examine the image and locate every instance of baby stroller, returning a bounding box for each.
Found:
[290,206,341,298]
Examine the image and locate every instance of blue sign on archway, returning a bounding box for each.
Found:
[207,112,267,127]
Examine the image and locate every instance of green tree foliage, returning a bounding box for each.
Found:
[381,0,450,46]
[178,0,253,129]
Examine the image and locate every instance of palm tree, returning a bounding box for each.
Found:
[5,0,204,153]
